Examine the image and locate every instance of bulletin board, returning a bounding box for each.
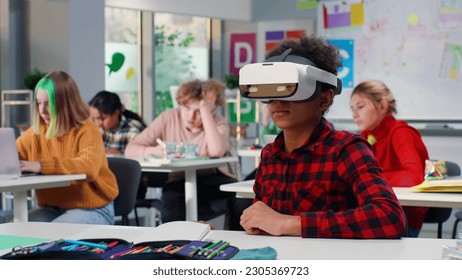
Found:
[317,0,462,121]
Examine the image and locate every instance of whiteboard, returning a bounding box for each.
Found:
[318,0,462,121]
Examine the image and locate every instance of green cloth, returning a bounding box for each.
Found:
[231,246,277,260]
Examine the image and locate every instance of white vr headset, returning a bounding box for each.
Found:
[239,49,342,102]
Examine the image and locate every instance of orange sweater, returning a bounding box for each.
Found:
[16,120,118,209]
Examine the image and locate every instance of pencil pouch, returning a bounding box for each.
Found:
[0,239,239,260]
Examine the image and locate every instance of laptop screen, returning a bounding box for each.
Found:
[0,127,22,180]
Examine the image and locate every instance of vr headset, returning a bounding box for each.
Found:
[239,49,342,102]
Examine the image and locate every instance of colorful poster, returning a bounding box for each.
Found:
[265,30,305,52]
[439,43,462,80]
[322,0,364,29]
[327,39,355,88]
[230,33,256,74]
[439,0,462,30]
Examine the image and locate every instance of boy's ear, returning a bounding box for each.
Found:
[320,89,334,110]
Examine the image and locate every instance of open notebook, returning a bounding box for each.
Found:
[65,221,211,243]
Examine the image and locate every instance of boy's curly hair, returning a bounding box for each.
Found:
[266,35,342,75]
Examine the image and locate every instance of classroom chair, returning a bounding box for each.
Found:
[108,157,142,226]
[133,173,167,226]
[423,160,460,238]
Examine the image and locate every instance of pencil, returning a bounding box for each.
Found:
[207,242,230,259]
[198,240,222,256]
[204,241,226,256]
[130,245,151,255]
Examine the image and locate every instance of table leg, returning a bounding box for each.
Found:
[13,190,28,222]
[184,170,198,221]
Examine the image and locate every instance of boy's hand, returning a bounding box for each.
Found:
[240,201,302,236]
[240,201,285,236]
[199,90,216,113]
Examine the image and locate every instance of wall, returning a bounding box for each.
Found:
[106,0,253,21]
[251,0,316,22]
[0,0,28,90]
[16,0,105,102]
[318,0,462,121]
[28,1,69,75]
[68,0,105,101]
[106,0,317,22]
[1,0,105,102]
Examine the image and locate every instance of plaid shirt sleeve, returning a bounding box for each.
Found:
[254,120,406,239]
[102,118,145,153]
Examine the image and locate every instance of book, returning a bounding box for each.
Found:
[411,176,462,193]
[65,221,211,243]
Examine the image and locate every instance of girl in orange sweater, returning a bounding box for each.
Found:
[16,71,118,224]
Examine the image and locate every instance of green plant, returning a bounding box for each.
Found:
[224,74,239,89]
[154,25,195,67]
[23,68,46,90]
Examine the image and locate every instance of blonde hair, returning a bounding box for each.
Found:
[34,71,89,138]
[176,79,225,107]
[351,80,397,114]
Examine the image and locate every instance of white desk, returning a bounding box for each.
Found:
[204,230,455,260]
[220,179,255,199]
[0,174,86,222]
[138,156,238,221]
[237,148,262,158]
[220,180,462,208]
[393,187,462,208]
[0,222,456,260]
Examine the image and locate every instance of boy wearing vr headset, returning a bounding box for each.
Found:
[239,35,406,238]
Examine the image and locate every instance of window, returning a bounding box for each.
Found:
[154,14,209,115]
[104,7,141,113]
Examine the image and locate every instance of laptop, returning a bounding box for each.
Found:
[0,127,23,180]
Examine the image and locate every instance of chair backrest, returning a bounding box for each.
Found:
[423,160,460,226]
[445,160,461,176]
[108,157,142,217]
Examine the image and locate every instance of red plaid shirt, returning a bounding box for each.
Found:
[254,118,406,238]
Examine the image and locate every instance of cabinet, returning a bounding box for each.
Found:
[1,90,33,137]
